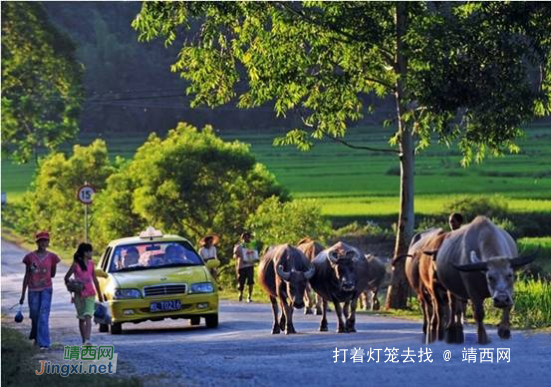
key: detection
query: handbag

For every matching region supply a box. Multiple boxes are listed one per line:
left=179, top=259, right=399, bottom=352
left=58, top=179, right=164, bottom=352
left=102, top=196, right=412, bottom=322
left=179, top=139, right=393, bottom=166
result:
left=14, top=304, right=23, bottom=323
left=66, top=279, right=84, bottom=294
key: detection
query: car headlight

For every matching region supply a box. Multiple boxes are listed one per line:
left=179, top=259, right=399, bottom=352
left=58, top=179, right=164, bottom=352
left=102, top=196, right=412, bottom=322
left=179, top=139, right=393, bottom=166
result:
left=189, top=282, right=214, bottom=294
left=113, top=288, right=142, bottom=299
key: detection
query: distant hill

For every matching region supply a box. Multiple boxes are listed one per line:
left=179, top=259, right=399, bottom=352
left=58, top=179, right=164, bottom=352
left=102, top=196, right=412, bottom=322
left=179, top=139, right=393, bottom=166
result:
left=43, top=2, right=395, bottom=136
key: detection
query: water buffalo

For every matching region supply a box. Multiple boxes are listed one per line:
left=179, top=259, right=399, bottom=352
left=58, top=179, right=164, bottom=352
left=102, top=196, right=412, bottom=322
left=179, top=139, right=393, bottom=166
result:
left=436, top=216, right=537, bottom=344
left=358, top=255, right=390, bottom=311
left=258, top=244, right=315, bottom=334
left=418, top=231, right=449, bottom=343
left=309, top=241, right=371, bottom=333
left=397, top=228, right=443, bottom=341
left=296, top=238, right=325, bottom=315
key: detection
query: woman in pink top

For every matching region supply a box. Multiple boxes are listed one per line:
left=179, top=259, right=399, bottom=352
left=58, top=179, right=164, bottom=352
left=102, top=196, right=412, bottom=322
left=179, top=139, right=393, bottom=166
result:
left=64, top=243, right=103, bottom=345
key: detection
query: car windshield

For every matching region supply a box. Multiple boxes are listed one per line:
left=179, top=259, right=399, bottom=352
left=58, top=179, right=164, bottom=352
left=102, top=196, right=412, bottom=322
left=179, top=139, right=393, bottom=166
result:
left=109, top=241, right=202, bottom=273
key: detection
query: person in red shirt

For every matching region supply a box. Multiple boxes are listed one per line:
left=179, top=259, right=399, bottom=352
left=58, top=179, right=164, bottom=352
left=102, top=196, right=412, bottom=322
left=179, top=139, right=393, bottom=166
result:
left=20, top=231, right=61, bottom=350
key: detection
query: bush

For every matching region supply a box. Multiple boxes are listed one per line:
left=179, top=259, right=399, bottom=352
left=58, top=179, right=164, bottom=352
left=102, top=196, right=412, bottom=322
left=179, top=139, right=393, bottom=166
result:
left=12, top=140, right=114, bottom=248
left=443, top=195, right=509, bottom=222
left=94, top=123, right=287, bottom=259
left=333, top=220, right=392, bottom=239
left=246, top=196, right=331, bottom=248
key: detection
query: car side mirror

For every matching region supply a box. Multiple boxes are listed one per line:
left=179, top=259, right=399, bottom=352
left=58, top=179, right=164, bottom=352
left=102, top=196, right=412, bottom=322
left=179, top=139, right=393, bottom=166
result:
left=95, top=268, right=108, bottom=278
left=205, top=259, right=220, bottom=270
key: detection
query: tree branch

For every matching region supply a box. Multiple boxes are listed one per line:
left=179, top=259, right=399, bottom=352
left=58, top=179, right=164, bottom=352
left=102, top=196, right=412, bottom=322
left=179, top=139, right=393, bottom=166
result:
left=327, top=135, right=400, bottom=154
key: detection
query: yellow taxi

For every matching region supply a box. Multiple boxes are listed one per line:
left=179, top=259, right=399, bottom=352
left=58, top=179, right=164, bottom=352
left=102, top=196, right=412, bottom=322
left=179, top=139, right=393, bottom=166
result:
left=95, top=227, right=220, bottom=334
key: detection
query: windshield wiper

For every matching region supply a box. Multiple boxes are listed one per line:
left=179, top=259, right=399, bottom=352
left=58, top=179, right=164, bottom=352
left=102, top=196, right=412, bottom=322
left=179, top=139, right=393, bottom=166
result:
left=114, top=266, right=150, bottom=273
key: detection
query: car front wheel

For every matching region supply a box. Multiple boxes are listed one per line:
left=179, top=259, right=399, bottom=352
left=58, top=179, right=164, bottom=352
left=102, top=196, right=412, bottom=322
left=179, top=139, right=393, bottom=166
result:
left=99, top=324, right=109, bottom=333
left=110, top=323, right=122, bottom=335
left=205, top=314, right=218, bottom=328
left=190, top=317, right=201, bottom=326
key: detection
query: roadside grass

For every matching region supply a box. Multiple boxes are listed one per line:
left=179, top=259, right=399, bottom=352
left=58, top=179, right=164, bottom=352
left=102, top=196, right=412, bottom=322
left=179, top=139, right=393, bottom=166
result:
left=518, top=236, right=551, bottom=273
left=1, top=325, right=141, bottom=387
left=484, top=277, right=551, bottom=329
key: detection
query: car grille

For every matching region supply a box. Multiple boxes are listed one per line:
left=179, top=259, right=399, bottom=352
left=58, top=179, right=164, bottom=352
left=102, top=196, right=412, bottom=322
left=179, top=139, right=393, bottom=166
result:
left=143, top=284, right=187, bottom=297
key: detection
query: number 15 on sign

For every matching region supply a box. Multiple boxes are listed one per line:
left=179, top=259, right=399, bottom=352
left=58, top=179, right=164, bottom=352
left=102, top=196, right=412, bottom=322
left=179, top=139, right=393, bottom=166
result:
left=77, top=184, right=95, bottom=242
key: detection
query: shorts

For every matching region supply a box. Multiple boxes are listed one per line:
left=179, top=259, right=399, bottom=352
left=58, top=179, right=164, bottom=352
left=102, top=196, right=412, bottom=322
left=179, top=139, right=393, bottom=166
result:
left=74, top=295, right=95, bottom=320
left=237, top=266, right=254, bottom=290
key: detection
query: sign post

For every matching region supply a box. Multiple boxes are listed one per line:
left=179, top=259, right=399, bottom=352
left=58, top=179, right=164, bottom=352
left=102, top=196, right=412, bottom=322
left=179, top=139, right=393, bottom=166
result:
left=77, top=183, right=95, bottom=242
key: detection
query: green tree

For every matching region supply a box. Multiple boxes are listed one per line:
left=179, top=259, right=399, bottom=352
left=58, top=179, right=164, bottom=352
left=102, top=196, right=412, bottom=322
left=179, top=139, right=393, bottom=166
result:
left=1, top=2, right=84, bottom=163
left=247, top=196, right=331, bottom=248
left=18, top=140, right=114, bottom=248
left=94, top=122, right=287, bottom=259
left=133, top=2, right=550, bottom=308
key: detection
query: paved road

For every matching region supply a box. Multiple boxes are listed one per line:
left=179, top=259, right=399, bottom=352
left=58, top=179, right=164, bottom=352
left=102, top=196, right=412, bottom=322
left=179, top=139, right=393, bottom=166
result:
left=2, top=239, right=550, bottom=386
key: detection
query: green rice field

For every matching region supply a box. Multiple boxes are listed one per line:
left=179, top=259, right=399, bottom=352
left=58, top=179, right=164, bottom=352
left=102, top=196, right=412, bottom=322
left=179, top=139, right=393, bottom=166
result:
left=2, top=124, right=551, bottom=220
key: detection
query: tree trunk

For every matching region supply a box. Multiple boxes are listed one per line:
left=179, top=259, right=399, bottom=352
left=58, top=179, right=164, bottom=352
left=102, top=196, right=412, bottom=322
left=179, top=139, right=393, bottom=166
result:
left=385, top=2, right=414, bottom=310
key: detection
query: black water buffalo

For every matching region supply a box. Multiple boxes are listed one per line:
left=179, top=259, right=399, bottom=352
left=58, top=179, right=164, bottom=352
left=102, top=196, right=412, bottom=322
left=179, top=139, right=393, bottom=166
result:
left=359, top=254, right=390, bottom=311
left=436, top=216, right=537, bottom=344
left=309, top=241, right=371, bottom=333
left=258, top=244, right=315, bottom=334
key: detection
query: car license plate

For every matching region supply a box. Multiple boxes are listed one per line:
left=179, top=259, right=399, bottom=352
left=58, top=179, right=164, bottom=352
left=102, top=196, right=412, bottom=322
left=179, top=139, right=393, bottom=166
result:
left=150, top=300, right=181, bottom=312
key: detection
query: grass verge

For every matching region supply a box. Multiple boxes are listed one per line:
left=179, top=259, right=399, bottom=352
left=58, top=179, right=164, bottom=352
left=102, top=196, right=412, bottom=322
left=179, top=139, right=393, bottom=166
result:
left=1, top=325, right=141, bottom=386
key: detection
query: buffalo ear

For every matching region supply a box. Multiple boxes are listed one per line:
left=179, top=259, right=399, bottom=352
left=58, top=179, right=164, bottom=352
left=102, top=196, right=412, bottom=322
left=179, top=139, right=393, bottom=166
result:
left=453, top=262, right=489, bottom=272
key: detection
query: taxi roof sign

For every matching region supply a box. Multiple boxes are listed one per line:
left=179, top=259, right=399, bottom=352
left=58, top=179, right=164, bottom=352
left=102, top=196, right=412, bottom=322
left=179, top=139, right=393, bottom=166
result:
left=139, top=226, right=164, bottom=239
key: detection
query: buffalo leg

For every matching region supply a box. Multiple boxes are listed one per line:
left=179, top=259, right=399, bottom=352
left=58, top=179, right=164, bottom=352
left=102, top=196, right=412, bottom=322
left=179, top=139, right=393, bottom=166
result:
left=304, top=283, right=314, bottom=315
left=371, top=288, right=380, bottom=311
left=473, top=300, right=489, bottom=344
left=343, top=301, right=350, bottom=320
left=319, top=298, right=328, bottom=331
left=497, top=306, right=512, bottom=339
left=421, top=290, right=433, bottom=344
left=345, top=297, right=358, bottom=333
left=283, top=302, right=296, bottom=334
left=270, top=296, right=280, bottom=334
left=278, top=300, right=286, bottom=331
left=428, top=293, right=439, bottom=343
left=332, top=299, right=346, bottom=333
left=445, top=291, right=456, bottom=344
left=315, top=294, right=323, bottom=315
left=435, top=286, right=449, bottom=341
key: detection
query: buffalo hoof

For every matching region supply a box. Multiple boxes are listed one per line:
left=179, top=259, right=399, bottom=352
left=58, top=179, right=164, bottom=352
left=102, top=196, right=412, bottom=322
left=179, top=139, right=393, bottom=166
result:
left=285, top=329, right=297, bottom=335
left=445, top=327, right=454, bottom=344
left=337, top=326, right=345, bottom=333
left=272, top=328, right=280, bottom=334
left=304, top=308, right=313, bottom=315
left=498, top=327, right=511, bottom=339
left=438, top=329, right=445, bottom=341
left=346, top=327, right=357, bottom=333
left=319, top=325, right=328, bottom=332
left=477, top=333, right=490, bottom=345
left=315, top=308, right=322, bottom=315
left=454, top=326, right=465, bottom=344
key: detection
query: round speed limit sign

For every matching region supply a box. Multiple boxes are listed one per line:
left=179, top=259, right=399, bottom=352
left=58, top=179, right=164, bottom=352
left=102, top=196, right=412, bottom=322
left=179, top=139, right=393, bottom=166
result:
left=77, top=184, right=96, bottom=205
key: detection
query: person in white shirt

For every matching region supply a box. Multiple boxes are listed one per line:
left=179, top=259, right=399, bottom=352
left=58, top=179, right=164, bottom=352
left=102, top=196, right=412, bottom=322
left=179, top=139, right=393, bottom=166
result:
left=198, top=235, right=221, bottom=288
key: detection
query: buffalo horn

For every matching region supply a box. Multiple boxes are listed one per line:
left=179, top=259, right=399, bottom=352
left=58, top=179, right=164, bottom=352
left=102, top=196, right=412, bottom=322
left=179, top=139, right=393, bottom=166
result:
left=276, top=264, right=291, bottom=281
left=304, top=266, right=315, bottom=280
left=510, top=247, right=540, bottom=269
